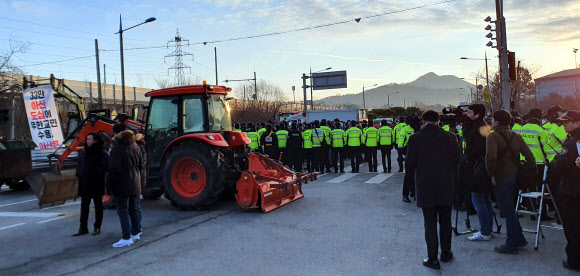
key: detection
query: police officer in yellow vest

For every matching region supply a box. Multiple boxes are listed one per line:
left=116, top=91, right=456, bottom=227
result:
left=520, top=108, right=553, bottom=220
left=394, top=116, right=407, bottom=151
left=246, top=125, right=260, bottom=152
left=346, top=120, right=363, bottom=173
left=331, top=121, right=347, bottom=173
left=320, top=119, right=333, bottom=173
left=378, top=119, right=394, bottom=173
left=397, top=116, right=413, bottom=172
left=363, top=122, right=379, bottom=172
left=543, top=105, right=567, bottom=163
left=302, top=123, right=314, bottom=172
left=276, top=123, right=289, bottom=164
left=257, top=123, right=267, bottom=138
left=311, top=120, right=330, bottom=173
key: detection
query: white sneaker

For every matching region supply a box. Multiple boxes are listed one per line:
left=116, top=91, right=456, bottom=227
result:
left=131, top=232, right=142, bottom=242
left=468, top=232, right=491, bottom=241
left=112, top=238, right=134, bottom=248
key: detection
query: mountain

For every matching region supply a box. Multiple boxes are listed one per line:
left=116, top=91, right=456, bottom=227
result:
left=315, top=72, right=474, bottom=109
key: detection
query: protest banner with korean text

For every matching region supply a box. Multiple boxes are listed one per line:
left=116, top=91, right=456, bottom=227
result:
left=21, top=85, right=64, bottom=150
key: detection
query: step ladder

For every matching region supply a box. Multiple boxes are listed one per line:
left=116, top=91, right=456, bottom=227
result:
left=515, top=166, right=563, bottom=250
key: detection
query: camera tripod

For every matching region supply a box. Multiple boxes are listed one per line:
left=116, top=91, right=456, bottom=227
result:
left=452, top=204, right=502, bottom=236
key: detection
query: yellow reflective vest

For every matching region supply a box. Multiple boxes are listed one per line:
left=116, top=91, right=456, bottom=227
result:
left=246, top=132, right=260, bottom=150
left=519, top=123, right=549, bottom=164
left=346, top=127, right=362, bottom=147
left=330, top=129, right=346, bottom=148
left=362, top=127, right=379, bottom=147
left=398, top=125, right=414, bottom=147
left=275, top=130, right=289, bottom=149
left=378, top=126, right=393, bottom=146
left=302, top=129, right=313, bottom=149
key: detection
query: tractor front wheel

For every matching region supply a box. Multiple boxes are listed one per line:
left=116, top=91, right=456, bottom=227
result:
left=162, top=142, right=226, bottom=210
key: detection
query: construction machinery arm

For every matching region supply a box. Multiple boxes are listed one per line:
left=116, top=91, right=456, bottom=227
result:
left=52, top=114, right=144, bottom=167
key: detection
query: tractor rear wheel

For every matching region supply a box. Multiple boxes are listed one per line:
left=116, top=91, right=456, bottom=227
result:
left=162, top=142, right=226, bottom=210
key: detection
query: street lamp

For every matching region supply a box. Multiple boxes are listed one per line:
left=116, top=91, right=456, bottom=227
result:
left=224, top=72, right=258, bottom=100
left=574, top=48, right=578, bottom=69
left=362, top=83, right=378, bottom=110
left=386, top=91, right=399, bottom=109
left=309, top=67, right=332, bottom=110
left=403, top=97, right=413, bottom=109
left=460, top=54, right=490, bottom=103
left=116, top=15, right=156, bottom=113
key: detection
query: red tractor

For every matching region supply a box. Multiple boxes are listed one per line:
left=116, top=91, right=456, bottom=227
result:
left=28, top=84, right=318, bottom=212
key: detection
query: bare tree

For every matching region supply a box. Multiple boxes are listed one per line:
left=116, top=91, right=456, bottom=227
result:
left=0, top=35, right=29, bottom=95
left=231, top=80, right=288, bottom=123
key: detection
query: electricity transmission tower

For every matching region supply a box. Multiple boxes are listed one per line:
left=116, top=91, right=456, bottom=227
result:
left=165, top=29, right=193, bottom=86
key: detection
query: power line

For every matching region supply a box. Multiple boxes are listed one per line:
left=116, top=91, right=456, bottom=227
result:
left=0, top=15, right=165, bottom=45
left=101, top=0, right=455, bottom=51
left=18, top=55, right=95, bottom=67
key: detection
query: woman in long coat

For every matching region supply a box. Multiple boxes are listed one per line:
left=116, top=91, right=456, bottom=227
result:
left=73, top=132, right=109, bottom=236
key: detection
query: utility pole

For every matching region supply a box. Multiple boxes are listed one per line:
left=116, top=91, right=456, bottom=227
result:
left=103, top=64, right=107, bottom=104
left=118, top=15, right=127, bottom=113
left=214, top=47, right=218, bottom=85
left=253, top=72, right=257, bottom=100
left=362, top=84, right=366, bottom=110
left=496, top=0, right=510, bottom=110
left=302, top=73, right=308, bottom=115
left=292, top=85, right=296, bottom=104
left=95, top=39, right=103, bottom=109
left=309, top=67, right=313, bottom=110
left=485, top=52, right=490, bottom=104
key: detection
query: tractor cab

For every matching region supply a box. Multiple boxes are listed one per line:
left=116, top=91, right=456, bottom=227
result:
left=144, top=83, right=237, bottom=192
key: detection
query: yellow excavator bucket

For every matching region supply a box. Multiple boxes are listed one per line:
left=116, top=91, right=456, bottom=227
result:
left=26, top=169, right=78, bottom=207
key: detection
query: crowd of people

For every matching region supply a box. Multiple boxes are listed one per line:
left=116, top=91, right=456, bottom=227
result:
left=70, top=104, right=580, bottom=270
left=405, top=104, right=580, bottom=272
left=234, top=118, right=400, bottom=174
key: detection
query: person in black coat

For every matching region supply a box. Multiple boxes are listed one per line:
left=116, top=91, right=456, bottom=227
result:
left=73, top=132, right=109, bottom=236
left=260, top=124, right=279, bottom=160
left=549, top=111, right=580, bottom=271
left=108, top=129, right=143, bottom=248
left=287, top=123, right=304, bottom=172
left=406, top=110, right=461, bottom=270
left=462, top=104, right=494, bottom=241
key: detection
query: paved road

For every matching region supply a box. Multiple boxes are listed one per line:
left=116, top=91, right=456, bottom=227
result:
left=0, top=156, right=573, bottom=275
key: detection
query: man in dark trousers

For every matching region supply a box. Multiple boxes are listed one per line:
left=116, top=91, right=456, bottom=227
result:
left=406, top=110, right=461, bottom=270
left=550, top=110, right=580, bottom=271
left=260, top=124, right=279, bottom=159
left=286, top=123, right=303, bottom=172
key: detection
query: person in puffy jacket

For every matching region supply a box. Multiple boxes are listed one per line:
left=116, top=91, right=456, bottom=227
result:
left=107, top=129, right=143, bottom=248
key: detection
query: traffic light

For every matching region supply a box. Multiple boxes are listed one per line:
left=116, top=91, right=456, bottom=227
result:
left=484, top=16, right=498, bottom=49
left=508, top=51, right=516, bottom=81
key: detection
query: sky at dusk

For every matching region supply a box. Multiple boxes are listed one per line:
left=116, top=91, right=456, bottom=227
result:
left=0, top=0, right=578, bottom=106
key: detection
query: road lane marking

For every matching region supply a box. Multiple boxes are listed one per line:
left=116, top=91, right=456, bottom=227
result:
left=364, top=173, right=394, bottom=184
left=37, top=217, right=65, bottom=224
left=326, top=173, right=359, bottom=183
left=42, top=200, right=81, bottom=210
left=0, top=199, right=37, bottom=208
left=0, top=223, right=26, bottom=230
left=0, top=212, right=62, bottom=218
